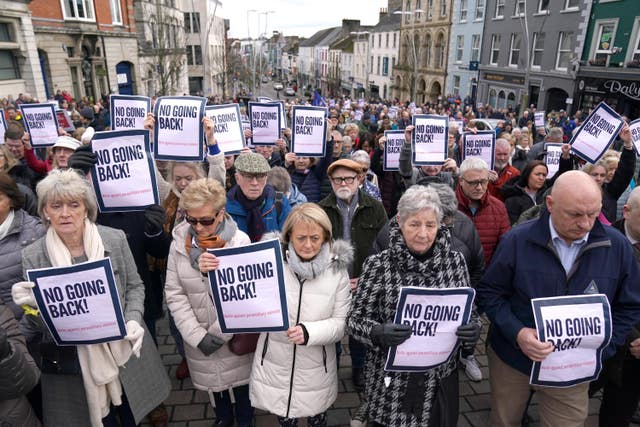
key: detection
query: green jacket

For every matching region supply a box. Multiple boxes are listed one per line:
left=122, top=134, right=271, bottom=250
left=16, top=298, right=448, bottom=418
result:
left=318, top=189, right=388, bottom=278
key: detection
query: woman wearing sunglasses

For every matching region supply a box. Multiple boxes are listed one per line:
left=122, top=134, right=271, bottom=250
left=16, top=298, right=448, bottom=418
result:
left=165, top=178, right=254, bottom=427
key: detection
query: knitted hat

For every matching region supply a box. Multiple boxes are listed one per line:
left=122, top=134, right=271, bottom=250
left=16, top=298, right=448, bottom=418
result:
left=234, top=152, right=271, bottom=174
left=80, top=106, right=94, bottom=120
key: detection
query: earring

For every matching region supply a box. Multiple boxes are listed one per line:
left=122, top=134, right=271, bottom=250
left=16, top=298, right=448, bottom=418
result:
left=46, top=216, right=50, bottom=220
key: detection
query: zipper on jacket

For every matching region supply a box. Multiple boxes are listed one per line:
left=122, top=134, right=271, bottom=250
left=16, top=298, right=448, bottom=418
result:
left=285, top=277, right=305, bottom=418
left=260, top=333, right=270, bottom=366
left=322, top=345, right=327, bottom=373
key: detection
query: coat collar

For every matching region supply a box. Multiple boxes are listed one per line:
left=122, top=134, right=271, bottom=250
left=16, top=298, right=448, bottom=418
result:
left=527, top=210, right=610, bottom=248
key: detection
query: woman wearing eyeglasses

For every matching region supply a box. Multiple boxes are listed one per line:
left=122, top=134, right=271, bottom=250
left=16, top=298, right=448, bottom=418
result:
left=165, top=178, right=254, bottom=427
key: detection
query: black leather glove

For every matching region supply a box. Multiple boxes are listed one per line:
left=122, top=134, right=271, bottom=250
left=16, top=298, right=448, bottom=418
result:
left=0, top=327, right=10, bottom=359
left=197, top=333, right=225, bottom=356
left=68, top=144, right=97, bottom=175
left=370, top=323, right=412, bottom=348
left=456, top=323, right=481, bottom=352
left=144, top=205, right=166, bottom=235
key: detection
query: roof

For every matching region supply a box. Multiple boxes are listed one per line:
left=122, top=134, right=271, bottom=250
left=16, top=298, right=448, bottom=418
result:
left=299, top=27, right=336, bottom=47
left=330, top=36, right=354, bottom=52
left=371, top=11, right=402, bottom=33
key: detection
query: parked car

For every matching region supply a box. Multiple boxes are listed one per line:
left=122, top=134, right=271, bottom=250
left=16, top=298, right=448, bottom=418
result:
left=469, top=118, right=501, bottom=130
left=284, top=87, right=295, bottom=96
left=261, top=76, right=269, bottom=83
left=273, top=82, right=284, bottom=91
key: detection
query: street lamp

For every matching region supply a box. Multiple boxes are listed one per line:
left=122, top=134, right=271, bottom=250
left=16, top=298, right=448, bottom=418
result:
left=246, top=9, right=258, bottom=93
left=350, top=31, right=370, bottom=99
left=394, top=9, right=423, bottom=102
left=258, top=10, right=275, bottom=95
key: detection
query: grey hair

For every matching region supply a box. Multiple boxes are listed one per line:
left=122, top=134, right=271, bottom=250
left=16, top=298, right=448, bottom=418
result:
left=496, top=138, right=511, bottom=150
left=397, top=185, right=443, bottom=225
left=343, top=135, right=352, bottom=145
left=36, top=169, right=98, bottom=226
left=426, top=183, right=457, bottom=219
left=350, top=150, right=371, bottom=168
left=460, top=157, right=489, bottom=175
left=267, top=166, right=292, bottom=193
left=546, top=127, right=564, bottom=141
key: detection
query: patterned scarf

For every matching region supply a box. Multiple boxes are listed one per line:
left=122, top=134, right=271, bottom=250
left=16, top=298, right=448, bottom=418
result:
left=228, top=185, right=275, bottom=242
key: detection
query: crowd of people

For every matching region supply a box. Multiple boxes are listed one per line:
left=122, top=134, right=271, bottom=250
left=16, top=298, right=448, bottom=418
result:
left=1, top=89, right=640, bottom=427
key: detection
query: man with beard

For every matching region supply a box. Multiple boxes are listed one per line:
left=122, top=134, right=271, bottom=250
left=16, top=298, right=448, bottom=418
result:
left=318, top=159, right=387, bottom=391
left=488, top=138, right=520, bottom=201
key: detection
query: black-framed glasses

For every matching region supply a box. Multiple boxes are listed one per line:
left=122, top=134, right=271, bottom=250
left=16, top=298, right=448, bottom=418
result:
left=239, top=172, right=268, bottom=182
left=185, top=214, right=218, bottom=226
left=461, top=178, right=489, bottom=187
left=330, top=175, right=358, bottom=185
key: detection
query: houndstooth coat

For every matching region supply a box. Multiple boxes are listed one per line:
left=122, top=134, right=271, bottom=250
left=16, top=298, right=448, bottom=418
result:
left=347, top=218, right=476, bottom=427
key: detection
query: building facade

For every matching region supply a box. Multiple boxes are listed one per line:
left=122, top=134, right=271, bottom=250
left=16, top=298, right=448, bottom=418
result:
left=393, top=0, right=453, bottom=103
left=477, top=0, right=588, bottom=113
left=368, top=7, right=401, bottom=101
left=574, top=0, right=640, bottom=118
left=445, top=0, right=485, bottom=100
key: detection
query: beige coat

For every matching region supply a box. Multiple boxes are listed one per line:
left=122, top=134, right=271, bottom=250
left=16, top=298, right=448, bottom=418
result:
left=165, top=221, right=253, bottom=392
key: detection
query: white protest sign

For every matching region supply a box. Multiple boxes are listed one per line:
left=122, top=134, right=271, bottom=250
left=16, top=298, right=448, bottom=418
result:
left=291, top=105, right=327, bottom=157
left=384, top=130, right=405, bottom=171
left=358, top=99, right=365, bottom=108
left=535, top=111, right=546, bottom=128
left=343, top=99, right=351, bottom=110
left=385, top=287, right=475, bottom=371
left=354, top=110, right=363, bottom=122
left=0, top=109, right=6, bottom=143
left=569, top=102, right=624, bottom=164
left=411, top=114, right=448, bottom=166
left=531, top=294, right=612, bottom=387
left=110, top=95, right=151, bottom=131
left=544, top=143, right=563, bottom=179
left=257, top=96, right=272, bottom=103
left=248, top=102, right=280, bottom=145
left=208, top=239, right=289, bottom=333
left=205, top=104, right=245, bottom=154
left=462, top=131, right=496, bottom=170
left=27, top=258, right=126, bottom=346
left=630, top=119, right=640, bottom=155
left=388, top=106, right=398, bottom=120
left=153, top=96, right=206, bottom=161
left=20, top=103, right=59, bottom=147
left=90, top=130, right=159, bottom=212
left=55, top=109, right=75, bottom=133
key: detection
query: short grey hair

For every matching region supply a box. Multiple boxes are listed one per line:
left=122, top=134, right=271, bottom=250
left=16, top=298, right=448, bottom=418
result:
left=397, top=185, right=443, bottom=225
left=267, top=166, right=291, bottom=193
left=350, top=150, right=371, bottom=168
left=36, top=169, right=98, bottom=226
left=496, top=138, right=511, bottom=150
left=460, top=157, right=489, bottom=175
left=427, top=183, right=457, bottom=219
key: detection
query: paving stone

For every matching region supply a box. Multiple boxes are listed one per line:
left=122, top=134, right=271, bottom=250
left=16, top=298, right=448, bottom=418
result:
left=459, top=381, right=474, bottom=396
left=172, top=405, right=205, bottom=421
left=459, top=397, right=472, bottom=413
left=462, top=410, right=490, bottom=427
left=457, top=415, right=472, bottom=427
left=255, top=414, right=279, bottom=427
left=327, top=408, right=352, bottom=426
left=469, top=379, right=491, bottom=394
left=187, top=421, right=214, bottom=427
left=465, top=393, right=492, bottom=410
left=332, top=392, right=361, bottom=408
left=163, top=353, right=184, bottom=365
left=165, top=390, right=194, bottom=405
left=193, top=390, right=210, bottom=404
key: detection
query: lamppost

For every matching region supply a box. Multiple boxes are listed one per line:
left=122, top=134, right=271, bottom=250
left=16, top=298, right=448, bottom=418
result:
left=394, top=9, right=423, bottom=102
left=246, top=9, right=257, bottom=94
left=258, top=10, right=275, bottom=94
left=350, top=31, right=370, bottom=99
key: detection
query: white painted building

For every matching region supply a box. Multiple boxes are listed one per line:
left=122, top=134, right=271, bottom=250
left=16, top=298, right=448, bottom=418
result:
left=368, top=7, right=401, bottom=100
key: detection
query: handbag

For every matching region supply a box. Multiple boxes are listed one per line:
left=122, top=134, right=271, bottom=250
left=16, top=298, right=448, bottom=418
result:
left=228, top=333, right=260, bottom=355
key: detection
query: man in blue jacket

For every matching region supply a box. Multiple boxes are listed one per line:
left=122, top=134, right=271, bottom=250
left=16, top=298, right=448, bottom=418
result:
left=477, top=170, right=640, bottom=427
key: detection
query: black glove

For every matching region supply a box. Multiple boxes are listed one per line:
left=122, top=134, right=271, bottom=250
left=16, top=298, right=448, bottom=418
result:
left=370, top=323, right=412, bottom=348
left=0, top=327, right=10, bottom=359
left=456, top=323, right=481, bottom=352
left=144, top=204, right=166, bottom=235
left=197, top=333, right=225, bottom=356
left=68, top=144, right=97, bottom=175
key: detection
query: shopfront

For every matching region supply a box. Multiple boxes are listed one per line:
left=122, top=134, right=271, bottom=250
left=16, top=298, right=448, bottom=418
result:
left=575, top=73, right=640, bottom=119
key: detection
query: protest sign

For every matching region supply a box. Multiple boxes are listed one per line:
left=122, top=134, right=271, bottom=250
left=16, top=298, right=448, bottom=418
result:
left=0, top=109, right=6, bottom=143
left=55, top=109, right=75, bottom=133
left=630, top=118, right=640, bottom=155
left=383, top=130, right=405, bottom=171
left=535, top=111, right=546, bottom=128
left=208, top=239, right=288, bottom=333
left=411, top=114, right=448, bottom=166
left=204, top=104, right=245, bottom=154
left=354, top=110, right=363, bottom=122
left=90, top=129, right=159, bottom=212
left=291, top=106, right=327, bottom=157
left=248, top=102, right=281, bottom=145
left=343, top=100, right=351, bottom=110
left=153, top=96, right=206, bottom=161
left=257, top=96, right=272, bottom=103
left=569, top=102, right=623, bottom=164
left=544, top=143, right=563, bottom=179
left=27, top=258, right=126, bottom=346
left=530, top=294, right=612, bottom=387
left=385, top=287, right=475, bottom=371
left=110, top=95, right=151, bottom=131
left=462, top=131, right=496, bottom=169
left=20, top=103, right=58, bottom=147
left=388, top=106, right=398, bottom=120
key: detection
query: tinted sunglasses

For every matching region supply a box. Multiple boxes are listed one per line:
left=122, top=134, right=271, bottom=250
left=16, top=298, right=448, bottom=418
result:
left=185, top=214, right=218, bottom=226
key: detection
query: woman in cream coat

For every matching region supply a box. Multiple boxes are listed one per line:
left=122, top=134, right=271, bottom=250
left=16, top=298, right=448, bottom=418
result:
left=165, top=178, right=253, bottom=427
left=250, top=203, right=352, bottom=427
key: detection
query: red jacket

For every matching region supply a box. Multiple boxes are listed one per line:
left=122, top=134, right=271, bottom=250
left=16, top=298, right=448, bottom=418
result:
left=488, top=164, right=520, bottom=201
left=456, top=184, right=510, bottom=265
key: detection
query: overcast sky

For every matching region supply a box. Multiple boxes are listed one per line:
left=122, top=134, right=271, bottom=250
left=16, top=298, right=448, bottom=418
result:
left=221, top=0, right=389, bottom=39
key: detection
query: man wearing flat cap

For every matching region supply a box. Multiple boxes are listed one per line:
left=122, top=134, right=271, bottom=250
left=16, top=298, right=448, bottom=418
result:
left=226, top=152, right=291, bottom=242
left=318, top=158, right=387, bottom=390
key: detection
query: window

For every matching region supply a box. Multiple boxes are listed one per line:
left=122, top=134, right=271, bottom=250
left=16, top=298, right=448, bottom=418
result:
left=490, top=34, right=501, bottom=65
left=370, top=55, right=373, bottom=73
left=383, top=57, right=389, bottom=75
left=110, top=0, right=122, bottom=24
left=488, top=89, right=497, bottom=107
left=538, top=0, right=550, bottom=13
left=427, top=0, right=433, bottom=19
left=460, top=0, right=467, bottom=21
left=509, top=33, right=521, bottom=67
left=441, top=0, right=447, bottom=16
left=186, top=45, right=202, bottom=65
left=424, top=34, right=432, bottom=67
left=456, top=35, right=464, bottom=62
left=592, top=21, right=617, bottom=65
left=507, top=92, right=516, bottom=109
left=416, top=0, right=422, bottom=19
left=378, top=34, right=382, bottom=48
left=498, top=90, right=506, bottom=109
left=471, top=34, right=480, bottom=62
left=150, top=19, right=158, bottom=48
left=564, top=0, right=579, bottom=10
left=393, top=33, right=397, bottom=48
left=184, top=12, right=200, bottom=33
left=556, top=32, right=574, bottom=70
left=377, top=56, right=381, bottom=75
left=61, top=0, right=95, bottom=20
left=386, top=33, right=389, bottom=48
left=0, top=50, right=19, bottom=80
left=475, top=0, right=485, bottom=20
left=632, top=21, right=640, bottom=62
left=437, top=33, right=445, bottom=68
left=392, top=57, right=396, bottom=70
left=453, top=75, right=460, bottom=95
left=531, top=32, right=545, bottom=68
left=515, top=0, right=525, bottom=15
left=494, top=0, right=505, bottom=18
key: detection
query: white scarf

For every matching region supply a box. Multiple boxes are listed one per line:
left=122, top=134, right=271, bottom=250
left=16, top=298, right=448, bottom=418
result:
left=45, top=219, right=133, bottom=427
left=0, top=209, right=15, bottom=240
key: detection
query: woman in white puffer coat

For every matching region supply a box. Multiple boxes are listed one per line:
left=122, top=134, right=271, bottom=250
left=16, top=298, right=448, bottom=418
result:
left=250, top=203, right=352, bottom=427
left=165, top=178, right=254, bottom=427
